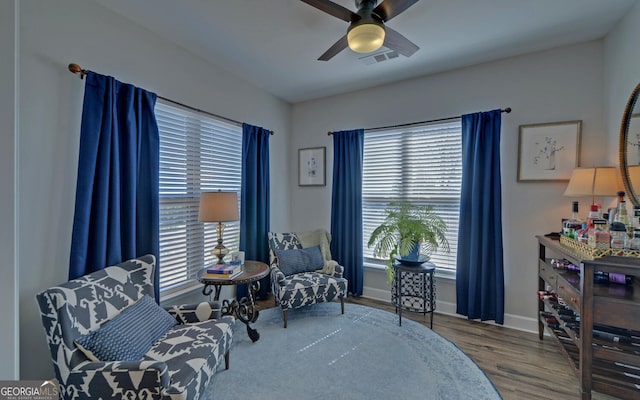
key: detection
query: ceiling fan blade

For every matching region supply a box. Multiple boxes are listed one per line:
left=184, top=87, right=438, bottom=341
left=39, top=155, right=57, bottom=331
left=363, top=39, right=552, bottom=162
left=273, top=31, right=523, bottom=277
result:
left=374, top=0, right=419, bottom=22
left=318, top=35, right=349, bottom=61
left=383, top=27, right=419, bottom=57
left=300, top=0, right=358, bottom=22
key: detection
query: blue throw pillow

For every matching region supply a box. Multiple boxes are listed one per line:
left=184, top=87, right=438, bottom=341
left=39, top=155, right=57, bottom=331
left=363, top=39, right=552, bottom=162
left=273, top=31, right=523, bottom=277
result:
left=275, top=245, right=324, bottom=276
left=74, top=295, right=177, bottom=362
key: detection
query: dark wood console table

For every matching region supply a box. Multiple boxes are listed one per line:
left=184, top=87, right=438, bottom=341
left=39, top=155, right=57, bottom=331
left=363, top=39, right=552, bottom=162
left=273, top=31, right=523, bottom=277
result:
left=537, top=235, right=640, bottom=399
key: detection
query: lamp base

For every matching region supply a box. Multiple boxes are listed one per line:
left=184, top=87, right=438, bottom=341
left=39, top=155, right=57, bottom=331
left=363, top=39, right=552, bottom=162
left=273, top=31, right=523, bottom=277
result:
left=212, top=245, right=229, bottom=264
left=212, top=222, right=230, bottom=264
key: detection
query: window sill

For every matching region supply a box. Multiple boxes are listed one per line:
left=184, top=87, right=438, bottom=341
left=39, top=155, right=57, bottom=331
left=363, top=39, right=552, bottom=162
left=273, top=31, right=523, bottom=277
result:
left=364, top=261, right=456, bottom=281
left=160, top=280, right=202, bottom=302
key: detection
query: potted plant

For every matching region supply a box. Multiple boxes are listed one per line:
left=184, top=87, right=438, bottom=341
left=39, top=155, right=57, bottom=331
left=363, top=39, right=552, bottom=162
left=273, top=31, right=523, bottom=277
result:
left=367, top=201, right=450, bottom=282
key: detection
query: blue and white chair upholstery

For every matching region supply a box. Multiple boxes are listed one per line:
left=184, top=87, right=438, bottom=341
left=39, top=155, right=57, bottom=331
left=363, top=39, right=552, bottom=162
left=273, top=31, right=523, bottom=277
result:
left=36, top=254, right=234, bottom=400
left=268, top=230, right=348, bottom=328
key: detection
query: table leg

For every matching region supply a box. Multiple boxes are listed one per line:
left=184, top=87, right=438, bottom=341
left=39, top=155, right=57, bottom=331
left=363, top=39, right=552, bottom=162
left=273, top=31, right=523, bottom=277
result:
left=221, top=281, right=261, bottom=342
left=393, top=273, right=397, bottom=314
left=397, top=270, right=403, bottom=327
left=429, top=271, right=434, bottom=329
left=202, top=283, right=222, bottom=300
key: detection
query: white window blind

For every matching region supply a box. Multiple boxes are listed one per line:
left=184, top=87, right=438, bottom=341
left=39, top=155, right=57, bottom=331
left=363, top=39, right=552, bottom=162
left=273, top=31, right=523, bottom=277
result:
left=156, top=101, right=242, bottom=296
left=362, top=120, right=462, bottom=272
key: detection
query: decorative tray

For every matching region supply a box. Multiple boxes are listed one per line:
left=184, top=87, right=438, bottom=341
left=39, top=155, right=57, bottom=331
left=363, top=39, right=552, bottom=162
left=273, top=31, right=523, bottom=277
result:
left=559, top=236, right=640, bottom=260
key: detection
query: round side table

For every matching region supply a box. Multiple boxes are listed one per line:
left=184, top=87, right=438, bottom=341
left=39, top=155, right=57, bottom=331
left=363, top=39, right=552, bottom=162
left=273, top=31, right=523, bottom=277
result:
left=197, top=260, right=269, bottom=342
left=391, top=261, right=436, bottom=328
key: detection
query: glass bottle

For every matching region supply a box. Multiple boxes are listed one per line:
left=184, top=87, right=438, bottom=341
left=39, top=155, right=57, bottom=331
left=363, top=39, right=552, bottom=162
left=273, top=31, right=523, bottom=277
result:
left=610, top=222, right=627, bottom=250
left=588, top=219, right=610, bottom=249
left=628, top=228, right=640, bottom=250
left=614, top=191, right=630, bottom=229
left=634, top=206, right=640, bottom=229
left=577, top=223, right=589, bottom=244
left=605, top=214, right=613, bottom=231
left=563, top=201, right=583, bottom=238
left=587, top=204, right=600, bottom=229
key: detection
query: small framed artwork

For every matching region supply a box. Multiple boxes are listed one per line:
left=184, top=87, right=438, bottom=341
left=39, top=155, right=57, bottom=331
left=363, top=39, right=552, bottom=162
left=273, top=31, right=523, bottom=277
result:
left=298, top=147, right=326, bottom=186
left=518, top=120, right=581, bottom=182
left=231, top=251, right=245, bottom=265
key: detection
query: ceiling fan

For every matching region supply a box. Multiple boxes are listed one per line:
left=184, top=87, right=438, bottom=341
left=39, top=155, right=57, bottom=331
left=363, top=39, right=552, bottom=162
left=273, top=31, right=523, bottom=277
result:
left=301, top=0, right=420, bottom=61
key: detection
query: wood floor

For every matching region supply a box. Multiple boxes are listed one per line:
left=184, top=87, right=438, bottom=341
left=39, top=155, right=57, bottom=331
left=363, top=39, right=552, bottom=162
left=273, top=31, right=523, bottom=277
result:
left=255, top=296, right=619, bottom=400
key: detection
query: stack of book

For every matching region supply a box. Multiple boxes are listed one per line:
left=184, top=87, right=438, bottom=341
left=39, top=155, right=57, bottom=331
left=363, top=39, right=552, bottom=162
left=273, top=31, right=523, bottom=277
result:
left=205, top=262, right=243, bottom=279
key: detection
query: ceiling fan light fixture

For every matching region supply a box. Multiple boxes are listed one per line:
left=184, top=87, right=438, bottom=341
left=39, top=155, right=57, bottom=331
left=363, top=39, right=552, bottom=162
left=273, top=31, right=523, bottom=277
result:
left=347, top=22, right=385, bottom=53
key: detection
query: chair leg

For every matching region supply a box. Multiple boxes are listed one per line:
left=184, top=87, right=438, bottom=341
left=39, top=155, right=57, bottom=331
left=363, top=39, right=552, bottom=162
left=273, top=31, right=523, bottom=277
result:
left=340, top=297, right=345, bottom=314
left=224, top=350, right=230, bottom=370
left=283, top=309, right=288, bottom=328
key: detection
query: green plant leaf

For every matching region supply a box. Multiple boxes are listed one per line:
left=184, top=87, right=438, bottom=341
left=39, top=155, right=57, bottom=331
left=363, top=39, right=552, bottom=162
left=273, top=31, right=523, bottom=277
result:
left=367, top=200, right=450, bottom=262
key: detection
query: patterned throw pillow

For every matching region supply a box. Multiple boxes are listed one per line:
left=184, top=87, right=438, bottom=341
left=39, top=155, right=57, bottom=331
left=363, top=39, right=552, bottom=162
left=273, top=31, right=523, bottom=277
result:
left=275, top=245, right=324, bottom=276
left=268, top=232, right=303, bottom=267
left=74, top=295, right=177, bottom=362
left=269, top=232, right=302, bottom=252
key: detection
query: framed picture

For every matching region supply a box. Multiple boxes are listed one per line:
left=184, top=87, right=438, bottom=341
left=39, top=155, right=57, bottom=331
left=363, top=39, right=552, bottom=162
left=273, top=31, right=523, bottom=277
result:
left=298, top=147, right=326, bottom=186
left=231, top=251, right=245, bottom=265
left=518, top=120, right=581, bottom=182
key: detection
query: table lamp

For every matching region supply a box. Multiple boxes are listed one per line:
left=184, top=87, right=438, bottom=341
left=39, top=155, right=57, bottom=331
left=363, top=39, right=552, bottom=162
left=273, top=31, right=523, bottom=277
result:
left=563, top=167, right=622, bottom=205
left=198, top=191, right=239, bottom=264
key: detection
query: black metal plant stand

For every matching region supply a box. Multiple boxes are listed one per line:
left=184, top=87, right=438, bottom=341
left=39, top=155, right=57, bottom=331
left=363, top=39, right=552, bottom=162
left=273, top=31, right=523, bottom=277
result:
left=391, top=261, right=436, bottom=328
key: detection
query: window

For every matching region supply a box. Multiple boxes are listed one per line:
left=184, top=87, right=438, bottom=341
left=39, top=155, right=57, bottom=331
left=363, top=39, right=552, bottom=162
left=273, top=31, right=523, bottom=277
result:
left=362, top=120, right=462, bottom=273
left=156, top=101, right=242, bottom=297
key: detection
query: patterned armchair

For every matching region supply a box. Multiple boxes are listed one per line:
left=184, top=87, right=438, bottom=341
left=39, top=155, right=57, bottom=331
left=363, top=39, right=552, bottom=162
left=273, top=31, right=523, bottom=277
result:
left=36, top=254, right=234, bottom=400
left=268, top=230, right=348, bottom=328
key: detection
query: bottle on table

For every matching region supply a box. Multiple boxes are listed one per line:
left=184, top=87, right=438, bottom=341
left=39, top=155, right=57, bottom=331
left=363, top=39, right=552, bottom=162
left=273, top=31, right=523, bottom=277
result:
left=610, top=222, right=627, bottom=250
left=633, top=206, right=640, bottom=229
left=563, top=201, right=583, bottom=239
left=614, top=191, right=630, bottom=230
left=577, top=223, right=589, bottom=244
left=588, top=219, right=610, bottom=249
left=627, top=228, right=640, bottom=250
left=587, top=204, right=600, bottom=229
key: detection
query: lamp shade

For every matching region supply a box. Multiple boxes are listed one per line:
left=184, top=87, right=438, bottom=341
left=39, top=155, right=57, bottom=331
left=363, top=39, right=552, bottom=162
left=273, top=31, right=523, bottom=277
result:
left=347, top=23, right=385, bottom=53
left=563, top=167, right=622, bottom=198
left=198, top=191, right=239, bottom=222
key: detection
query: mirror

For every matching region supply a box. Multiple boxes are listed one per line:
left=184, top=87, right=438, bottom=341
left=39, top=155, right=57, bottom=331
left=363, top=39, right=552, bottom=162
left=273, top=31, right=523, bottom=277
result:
left=619, top=82, right=640, bottom=206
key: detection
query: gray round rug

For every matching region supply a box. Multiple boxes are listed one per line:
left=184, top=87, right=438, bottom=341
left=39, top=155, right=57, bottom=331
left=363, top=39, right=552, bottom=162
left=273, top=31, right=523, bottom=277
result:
left=204, top=302, right=501, bottom=400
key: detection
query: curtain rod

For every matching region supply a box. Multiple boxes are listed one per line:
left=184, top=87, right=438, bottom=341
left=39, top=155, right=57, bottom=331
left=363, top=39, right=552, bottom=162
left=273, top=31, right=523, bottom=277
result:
left=327, top=107, right=512, bottom=136
left=68, top=63, right=274, bottom=135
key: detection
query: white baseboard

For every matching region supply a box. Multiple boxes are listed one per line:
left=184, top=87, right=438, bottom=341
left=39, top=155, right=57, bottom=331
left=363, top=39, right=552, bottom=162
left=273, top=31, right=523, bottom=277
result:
left=362, top=286, right=390, bottom=302
left=362, top=285, right=538, bottom=334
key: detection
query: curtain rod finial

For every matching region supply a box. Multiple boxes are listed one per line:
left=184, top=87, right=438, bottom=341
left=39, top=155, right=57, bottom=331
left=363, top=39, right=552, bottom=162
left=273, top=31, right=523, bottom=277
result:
left=68, top=63, right=87, bottom=79
left=503, top=107, right=512, bottom=114
left=68, top=63, right=82, bottom=74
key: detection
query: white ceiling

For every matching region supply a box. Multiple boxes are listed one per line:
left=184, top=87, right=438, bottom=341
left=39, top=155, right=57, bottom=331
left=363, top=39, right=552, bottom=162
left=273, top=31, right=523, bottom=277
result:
left=96, top=0, right=637, bottom=103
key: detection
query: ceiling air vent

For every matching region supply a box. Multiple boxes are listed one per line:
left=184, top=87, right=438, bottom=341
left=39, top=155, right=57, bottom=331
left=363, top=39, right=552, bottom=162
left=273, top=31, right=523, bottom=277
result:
left=359, top=50, right=400, bottom=65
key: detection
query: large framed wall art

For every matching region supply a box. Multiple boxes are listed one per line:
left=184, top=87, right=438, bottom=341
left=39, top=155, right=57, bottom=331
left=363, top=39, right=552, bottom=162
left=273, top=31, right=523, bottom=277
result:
left=518, top=120, right=581, bottom=182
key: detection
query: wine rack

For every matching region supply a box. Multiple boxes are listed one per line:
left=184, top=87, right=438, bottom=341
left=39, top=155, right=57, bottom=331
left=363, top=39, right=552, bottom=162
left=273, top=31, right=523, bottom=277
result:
left=537, top=235, right=640, bottom=400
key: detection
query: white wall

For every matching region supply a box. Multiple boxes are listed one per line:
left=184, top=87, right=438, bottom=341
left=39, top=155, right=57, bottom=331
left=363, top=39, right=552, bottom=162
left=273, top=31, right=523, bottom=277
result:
left=604, top=1, right=640, bottom=165
left=0, top=0, right=20, bottom=380
left=18, top=0, right=291, bottom=379
left=291, top=41, right=607, bottom=331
